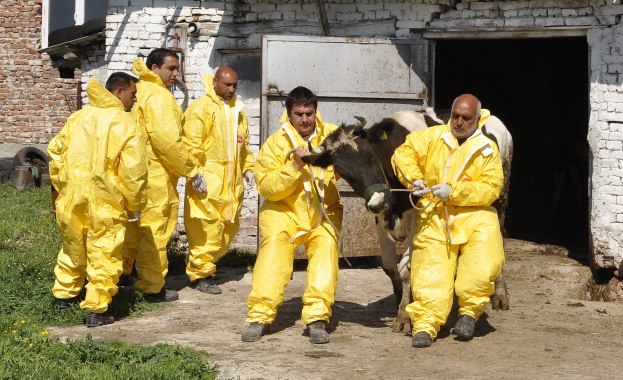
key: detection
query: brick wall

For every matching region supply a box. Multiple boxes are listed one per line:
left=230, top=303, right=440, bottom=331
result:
left=0, top=0, right=81, bottom=144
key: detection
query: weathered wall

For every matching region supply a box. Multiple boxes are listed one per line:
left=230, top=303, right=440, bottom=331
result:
left=5, top=0, right=623, bottom=265
left=0, top=0, right=81, bottom=144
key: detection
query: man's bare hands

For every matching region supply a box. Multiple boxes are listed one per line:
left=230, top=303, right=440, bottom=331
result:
left=291, top=146, right=310, bottom=171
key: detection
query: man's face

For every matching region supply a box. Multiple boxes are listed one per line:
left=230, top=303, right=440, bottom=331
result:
left=118, top=81, right=138, bottom=112
left=450, top=99, right=479, bottom=140
left=213, top=72, right=238, bottom=101
left=288, top=103, right=316, bottom=139
left=151, top=56, right=179, bottom=88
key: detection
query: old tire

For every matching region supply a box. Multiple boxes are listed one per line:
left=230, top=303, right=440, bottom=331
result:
left=81, top=16, right=106, bottom=36
left=48, top=25, right=83, bottom=46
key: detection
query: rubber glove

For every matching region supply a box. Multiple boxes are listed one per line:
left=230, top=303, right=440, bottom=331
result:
left=128, top=211, right=141, bottom=223
left=432, top=183, right=451, bottom=200
left=411, top=179, right=428, bottom=197
left=244, top=171, right=255, bottom=190
left=192, top=173, right=207, bottom=193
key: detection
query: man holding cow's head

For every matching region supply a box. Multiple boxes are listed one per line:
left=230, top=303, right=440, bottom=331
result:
left=391, top=94, right=505, bottom=348
left=241, top=86, right=343, bottom=344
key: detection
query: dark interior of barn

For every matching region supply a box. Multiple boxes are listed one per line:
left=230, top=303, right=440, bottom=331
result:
left=434, top=37, right=590, bottom=262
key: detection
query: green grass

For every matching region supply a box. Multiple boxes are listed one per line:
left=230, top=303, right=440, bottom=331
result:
left=0, top=183, right=218, bottom=379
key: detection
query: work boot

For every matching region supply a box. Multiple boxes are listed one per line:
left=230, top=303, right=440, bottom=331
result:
left=241, top=322, right=269, bottom=342
left=143, top=288, right=179, bottom=303
left=411, top=331, right=432, bottom=348
left=453, top=314, right=476, bottom=340
left=195, top=277, right=222, bottom=294
left=118, top=274, right=135, bottom=288
left=85, top=312, right=114, bottom=328
left=308, top=321, right=330, bottom=344
left=54, top=296, right=79, bottom=310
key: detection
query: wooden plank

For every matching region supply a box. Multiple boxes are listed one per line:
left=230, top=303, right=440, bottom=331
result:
left=199, top=19, right=396, bottom=38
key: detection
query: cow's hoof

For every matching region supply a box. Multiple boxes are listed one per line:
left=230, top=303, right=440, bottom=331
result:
left=411, top=331, right=432, bottom=348
left=491, top=295, right=510, bottom=311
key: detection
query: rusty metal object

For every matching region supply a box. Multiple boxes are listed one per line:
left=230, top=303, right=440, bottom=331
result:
left=13, top=165, right=34, bottom=190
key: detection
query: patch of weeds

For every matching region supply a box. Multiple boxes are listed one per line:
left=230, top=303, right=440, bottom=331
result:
left=216, top=246, right=257, bottom=268
left=0, top=317, right=217, bottom=379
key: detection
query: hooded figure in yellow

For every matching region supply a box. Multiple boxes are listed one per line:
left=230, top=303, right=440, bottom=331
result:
left=241, top=86, right=343, bottom=345
left=182, top=67, right=255, bottom=294
left=50, top=73, right=147, bottom=327
left=391, top=94, right=505, bottom=348
left=122, top=49, right=206, bottom=303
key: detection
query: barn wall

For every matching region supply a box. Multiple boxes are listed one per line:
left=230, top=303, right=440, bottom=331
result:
left=8, top=0, right=623, bottom=266
left=0, top=0, right=81, bottom=144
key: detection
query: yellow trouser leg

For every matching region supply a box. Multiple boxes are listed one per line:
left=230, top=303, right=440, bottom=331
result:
left=81, top=222, right=125, bottom=313
left=406, top=239, right=458, bottom=340
left=185, top=216, right=239, bottom=282
left=123, top=201, right=177, bottom=294
left=455, top=219, right=505, bottom=320
left=246, top=232, right=295, bottom=325
left=301, top=224, right=339, bottom=325
left=52, top=204, right=88, bottom=299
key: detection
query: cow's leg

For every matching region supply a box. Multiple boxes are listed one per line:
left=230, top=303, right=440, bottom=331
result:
left=393, top=210, right=414, bottom=334
left=491, top=272, right=510, bottom=311
left=376, top=221, right=402, bottom=305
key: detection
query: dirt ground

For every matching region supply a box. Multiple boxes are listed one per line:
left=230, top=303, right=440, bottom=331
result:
left=51, top=238, right=623, bottom=380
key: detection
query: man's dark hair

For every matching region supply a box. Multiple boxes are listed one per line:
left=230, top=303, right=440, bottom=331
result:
left=145, top=48, right=179, bottom=69
left=105, top=72, right=138, bottom=92
left=286, top=86, right=317, bottom=114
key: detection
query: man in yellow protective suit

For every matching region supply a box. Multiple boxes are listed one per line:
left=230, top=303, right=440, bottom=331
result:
left=391, top=94, right=505, bottom=348
left=182, top=67, right=255, bottom=294
left=241, top=86, right=343, bottom=344
left=50, top=73, right=147, bottom=327
left=123, top=48, right=207, bottom=303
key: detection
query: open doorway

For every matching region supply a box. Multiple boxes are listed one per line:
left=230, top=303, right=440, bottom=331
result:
left=434, top=37, right=590, bottom=261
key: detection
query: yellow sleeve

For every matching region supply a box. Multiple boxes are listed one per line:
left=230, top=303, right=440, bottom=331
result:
left=240, top=112, right=255, bottom=174
left=391, top=130, right=426, bottom=188
left=47, top=117, right=73, bottom=192
left=254, top=134, right=304, bottom=202
left=182, top=101, right=211, bottom=167
left=143, top=92, right=198, bottom=179
left=117, top=119, right=148, bottom=211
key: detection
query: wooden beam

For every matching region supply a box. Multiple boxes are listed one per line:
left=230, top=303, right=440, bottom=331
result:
left=197, top=19, right=396, bottom=38
left=315, top=0, right=331, bottom=37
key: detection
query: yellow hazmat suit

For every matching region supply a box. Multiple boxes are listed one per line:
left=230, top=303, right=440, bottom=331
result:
left=50, top=78, right=147, bottom=313
left=182, top=74, right=255, bottom=282
left=391, top=109, right=505, bottom=340
left=122, top=58, right=199, bottom=294
left=246, top=112, right=343, bottom=325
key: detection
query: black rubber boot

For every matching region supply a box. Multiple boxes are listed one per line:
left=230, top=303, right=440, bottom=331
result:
left=85, top=312, right=114, bottom=328
left=118, top=274, right=135, bottom=288
left=411, top=331, right=432, bottom=348
left=195, top=277, right=222, bottom=294
left=143, top=288, right=179, bottom=303
left=54, top=296, right=79, bottom=310
left=453, top=315, right=476, bottom=340
left=241, top=322, right=269, bottom=342
left=308, top=321, right=330, bottom=344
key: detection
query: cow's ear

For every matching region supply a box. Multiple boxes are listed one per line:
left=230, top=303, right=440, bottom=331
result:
left=301, top=152, right=333, bottom=168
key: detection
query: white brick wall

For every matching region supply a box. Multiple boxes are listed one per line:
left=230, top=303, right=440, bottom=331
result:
left=67, top=0, right=623, bottom=266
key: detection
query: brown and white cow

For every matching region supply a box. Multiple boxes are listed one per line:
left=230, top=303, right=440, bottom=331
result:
left=302, top=109, right=512, bottom=334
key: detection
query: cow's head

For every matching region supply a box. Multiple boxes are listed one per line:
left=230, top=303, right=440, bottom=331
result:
left=302, top=117, right=395, bottom=214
